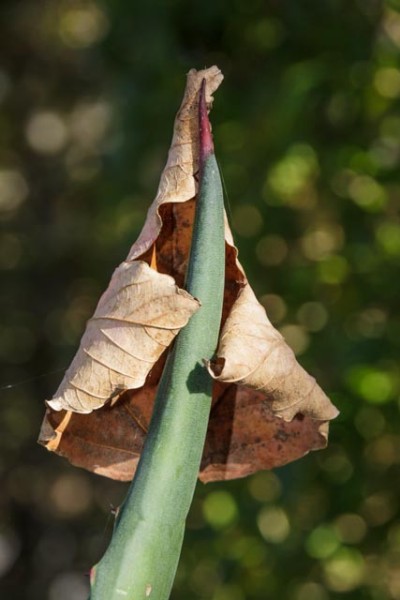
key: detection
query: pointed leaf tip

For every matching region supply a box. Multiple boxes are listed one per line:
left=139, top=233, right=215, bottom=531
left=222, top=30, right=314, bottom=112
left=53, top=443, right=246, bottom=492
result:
left=199, top=78, right=214, bottom=166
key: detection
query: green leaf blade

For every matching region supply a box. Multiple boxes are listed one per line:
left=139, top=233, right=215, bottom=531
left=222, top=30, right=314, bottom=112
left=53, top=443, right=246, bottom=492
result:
left=89, top=81, right=225, bottom=600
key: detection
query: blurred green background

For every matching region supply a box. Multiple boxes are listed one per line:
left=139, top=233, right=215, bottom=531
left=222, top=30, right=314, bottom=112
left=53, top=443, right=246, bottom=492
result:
left=1, top=0, right=400, bottom=598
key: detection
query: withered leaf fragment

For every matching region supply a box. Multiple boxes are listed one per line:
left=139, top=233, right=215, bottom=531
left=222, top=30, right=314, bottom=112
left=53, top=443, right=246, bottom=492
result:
left=48, top=262, right=199, bottom=413
left=39, top=66, right=338, bottom=483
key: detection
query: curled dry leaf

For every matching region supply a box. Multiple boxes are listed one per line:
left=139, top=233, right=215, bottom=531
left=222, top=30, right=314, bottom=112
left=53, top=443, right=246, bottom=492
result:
left=207, top=285, right=338, bottom=423
left=49, top=262, right=199, bottom=413
left=39, top=66, right=338, bottom=483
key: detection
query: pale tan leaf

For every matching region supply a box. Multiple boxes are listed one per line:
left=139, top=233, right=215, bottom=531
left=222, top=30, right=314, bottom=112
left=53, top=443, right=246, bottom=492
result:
left=45, top=66, right=223, bottom=415
left=47, top=261, right=199, bottom=413
left=208, top=284, right=339, bottom=422
left=126, top=66, right=224, bottom=262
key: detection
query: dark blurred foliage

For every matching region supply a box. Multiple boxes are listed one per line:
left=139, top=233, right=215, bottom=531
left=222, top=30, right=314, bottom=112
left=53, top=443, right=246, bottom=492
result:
left=1, top=0, right=400, bottom=598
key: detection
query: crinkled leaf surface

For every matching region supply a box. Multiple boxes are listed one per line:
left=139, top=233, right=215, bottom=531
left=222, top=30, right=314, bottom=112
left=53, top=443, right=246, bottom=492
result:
left=49, top=262, right=199, bottom=413
left=39, top=66, right=338, bottom=483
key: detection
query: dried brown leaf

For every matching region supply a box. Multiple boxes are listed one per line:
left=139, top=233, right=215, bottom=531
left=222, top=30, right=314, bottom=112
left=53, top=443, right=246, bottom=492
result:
left=40, top=373, right=330, bottom=484
left=201, top=385, right=329, bottom=483
left=39, top=66, right=338, bottom=483
left=44, top=66, right=223, bottom=415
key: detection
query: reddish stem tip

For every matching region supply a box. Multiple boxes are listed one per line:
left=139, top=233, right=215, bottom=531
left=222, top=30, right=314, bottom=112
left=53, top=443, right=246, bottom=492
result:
left=199, top=78, right=214, bottom=167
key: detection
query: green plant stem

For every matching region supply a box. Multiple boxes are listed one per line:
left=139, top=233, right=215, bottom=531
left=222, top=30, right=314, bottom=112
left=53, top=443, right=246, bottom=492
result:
left=89, top=82, right=225, bottom=600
